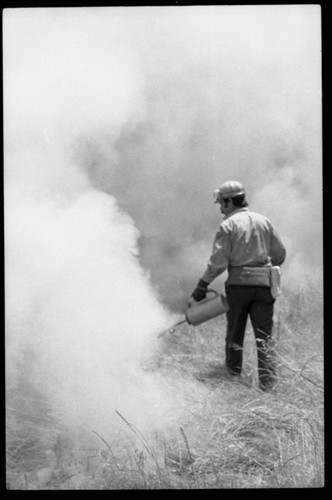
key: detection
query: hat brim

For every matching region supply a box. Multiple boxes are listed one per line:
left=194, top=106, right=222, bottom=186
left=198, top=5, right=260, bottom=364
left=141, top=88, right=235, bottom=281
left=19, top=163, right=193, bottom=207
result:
left=215, top=191, right=245, bottom=202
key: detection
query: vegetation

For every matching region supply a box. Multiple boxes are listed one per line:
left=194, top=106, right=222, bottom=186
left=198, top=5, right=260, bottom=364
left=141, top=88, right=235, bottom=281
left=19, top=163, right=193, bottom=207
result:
left=6, top=277, right=324, bottom=489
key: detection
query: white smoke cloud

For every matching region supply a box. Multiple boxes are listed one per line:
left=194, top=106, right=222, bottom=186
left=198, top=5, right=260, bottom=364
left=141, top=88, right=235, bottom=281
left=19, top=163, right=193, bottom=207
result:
left=4, top=5, right=322, bottom=435
left=80, top=4, right=321, bottom=304
left=5, top=153, right=181, bottom=427
left=4, top=7, right=183, bottom=436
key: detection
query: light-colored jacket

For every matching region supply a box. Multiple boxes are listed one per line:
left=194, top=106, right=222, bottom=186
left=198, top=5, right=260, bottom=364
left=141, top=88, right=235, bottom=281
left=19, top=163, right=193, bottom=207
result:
left=201, top=208, right=286, bottom=284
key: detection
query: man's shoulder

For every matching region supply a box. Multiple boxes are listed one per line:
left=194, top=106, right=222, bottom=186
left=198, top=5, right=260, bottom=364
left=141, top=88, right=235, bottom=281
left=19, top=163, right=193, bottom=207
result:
left=224, top=209, right=271, bottom=227
left=245, top=209, right=270, bottom=221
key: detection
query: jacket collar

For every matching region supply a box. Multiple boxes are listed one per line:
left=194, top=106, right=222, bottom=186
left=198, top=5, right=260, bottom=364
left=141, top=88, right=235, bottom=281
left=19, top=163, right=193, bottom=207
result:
left=224, top=207, right=248, bottom=220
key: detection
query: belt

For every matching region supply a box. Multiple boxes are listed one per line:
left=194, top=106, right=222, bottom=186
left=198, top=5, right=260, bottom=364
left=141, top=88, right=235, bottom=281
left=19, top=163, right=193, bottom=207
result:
left=227, top=266, right=271, bottom=286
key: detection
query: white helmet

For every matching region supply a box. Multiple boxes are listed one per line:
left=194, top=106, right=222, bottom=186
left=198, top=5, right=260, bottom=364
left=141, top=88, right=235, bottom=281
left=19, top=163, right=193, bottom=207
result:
left=213, top=180, right=246, bottom=203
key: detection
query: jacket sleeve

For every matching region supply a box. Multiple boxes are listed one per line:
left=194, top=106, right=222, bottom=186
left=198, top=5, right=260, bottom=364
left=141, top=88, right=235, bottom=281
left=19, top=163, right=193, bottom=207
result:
left=201, top=226, right=231, bottom=283
left=269, top=225, right=286, bottom=266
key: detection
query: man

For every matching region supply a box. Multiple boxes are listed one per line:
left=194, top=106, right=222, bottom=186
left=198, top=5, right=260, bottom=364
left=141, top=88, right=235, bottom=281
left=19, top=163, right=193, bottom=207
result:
left=191, top=180, right=286, bottom=391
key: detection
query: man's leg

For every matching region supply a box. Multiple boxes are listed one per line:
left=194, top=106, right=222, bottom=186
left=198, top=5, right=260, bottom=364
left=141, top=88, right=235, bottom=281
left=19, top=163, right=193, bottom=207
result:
left=249, top=287, right=276, bottom=390
left=225, top=286, right=252, bottom=375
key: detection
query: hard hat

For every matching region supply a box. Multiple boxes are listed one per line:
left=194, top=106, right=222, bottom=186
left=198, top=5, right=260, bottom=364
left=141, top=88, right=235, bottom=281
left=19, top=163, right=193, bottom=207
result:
left=213, top=180, right=246, bottom=203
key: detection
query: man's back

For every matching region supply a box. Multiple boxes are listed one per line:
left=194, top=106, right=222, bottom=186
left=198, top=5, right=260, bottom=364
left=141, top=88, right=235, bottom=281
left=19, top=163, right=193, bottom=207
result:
left=221, top=208, right=286, bottom=267
left=202, top=207, right=286, bottom=283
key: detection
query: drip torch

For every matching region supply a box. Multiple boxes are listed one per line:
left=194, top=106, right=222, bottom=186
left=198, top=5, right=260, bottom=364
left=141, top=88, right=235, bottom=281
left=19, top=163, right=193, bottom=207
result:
left=159, top=289, right=229, bottom=337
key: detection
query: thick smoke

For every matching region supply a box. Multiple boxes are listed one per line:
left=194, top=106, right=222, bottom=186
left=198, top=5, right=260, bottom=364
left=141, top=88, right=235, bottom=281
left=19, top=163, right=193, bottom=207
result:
left=71, top=5, right=322, bottom=306
left=4, top=7, right=183, bottom=436
left=4, top=6, right=322, bottom=435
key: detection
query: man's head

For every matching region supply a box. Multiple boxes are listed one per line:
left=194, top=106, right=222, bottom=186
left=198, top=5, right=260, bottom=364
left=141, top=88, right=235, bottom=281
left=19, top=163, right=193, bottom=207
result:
left=213, top=180, right=248, bottom=215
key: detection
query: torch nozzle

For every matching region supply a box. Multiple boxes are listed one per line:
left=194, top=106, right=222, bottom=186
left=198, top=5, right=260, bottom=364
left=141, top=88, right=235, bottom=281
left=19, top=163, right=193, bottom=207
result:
left=157, top=318, right=187, bottom=338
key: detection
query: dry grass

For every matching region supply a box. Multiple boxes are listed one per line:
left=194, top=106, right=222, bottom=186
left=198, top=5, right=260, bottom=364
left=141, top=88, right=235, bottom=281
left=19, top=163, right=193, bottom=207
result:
left=6, top=277, right=324, bottom=489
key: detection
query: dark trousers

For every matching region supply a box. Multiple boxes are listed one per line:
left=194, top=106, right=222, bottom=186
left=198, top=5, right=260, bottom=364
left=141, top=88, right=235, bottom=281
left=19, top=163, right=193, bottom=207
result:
left=225, top=285, right=276, bottom=390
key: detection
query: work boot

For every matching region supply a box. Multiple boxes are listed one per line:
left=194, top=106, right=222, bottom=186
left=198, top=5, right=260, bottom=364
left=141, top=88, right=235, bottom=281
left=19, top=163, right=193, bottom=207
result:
left=225, top=367, right=252, bottom=387
left=225, top=367, right=241, bottom=379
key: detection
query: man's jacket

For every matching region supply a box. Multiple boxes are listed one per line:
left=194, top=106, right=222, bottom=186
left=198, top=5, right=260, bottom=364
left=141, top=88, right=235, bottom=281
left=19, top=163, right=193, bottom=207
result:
left=201, top=208, right=286, bottom=285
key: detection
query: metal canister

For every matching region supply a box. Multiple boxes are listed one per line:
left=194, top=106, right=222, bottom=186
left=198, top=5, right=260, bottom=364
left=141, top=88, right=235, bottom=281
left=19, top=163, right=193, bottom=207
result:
left=185, top=290, right=229, bottom=326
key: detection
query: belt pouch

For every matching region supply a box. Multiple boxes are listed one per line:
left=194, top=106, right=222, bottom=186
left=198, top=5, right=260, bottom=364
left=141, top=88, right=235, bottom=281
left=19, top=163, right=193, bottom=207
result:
left=270, top=266, right=281, bottom=298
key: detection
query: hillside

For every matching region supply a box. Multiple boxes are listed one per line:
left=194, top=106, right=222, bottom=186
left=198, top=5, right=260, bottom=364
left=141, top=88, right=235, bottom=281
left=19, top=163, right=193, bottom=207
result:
left=6, top=278, right=324, bottom=489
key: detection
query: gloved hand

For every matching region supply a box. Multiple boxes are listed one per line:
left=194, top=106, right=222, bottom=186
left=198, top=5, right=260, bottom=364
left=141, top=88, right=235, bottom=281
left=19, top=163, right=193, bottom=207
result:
left=191, top=279, right=209, bottom=302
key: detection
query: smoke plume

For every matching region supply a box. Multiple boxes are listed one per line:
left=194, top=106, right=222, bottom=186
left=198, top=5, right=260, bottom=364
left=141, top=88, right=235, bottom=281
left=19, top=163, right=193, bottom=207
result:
left=4, top=6, right=322, bottom=435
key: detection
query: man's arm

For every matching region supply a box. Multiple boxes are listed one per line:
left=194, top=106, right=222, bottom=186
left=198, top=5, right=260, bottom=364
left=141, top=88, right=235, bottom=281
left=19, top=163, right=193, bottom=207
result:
left=191, top=228, right=230, bottom=301
left=270, top=226, right=286, bottom=266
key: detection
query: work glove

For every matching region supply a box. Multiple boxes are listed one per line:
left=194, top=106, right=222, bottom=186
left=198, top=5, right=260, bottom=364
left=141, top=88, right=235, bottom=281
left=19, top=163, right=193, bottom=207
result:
left=191, top=279, right=209, bottom=302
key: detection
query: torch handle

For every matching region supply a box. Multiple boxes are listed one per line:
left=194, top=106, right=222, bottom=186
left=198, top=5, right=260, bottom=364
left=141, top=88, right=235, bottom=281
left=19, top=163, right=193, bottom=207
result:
left=188, top=289, right=218, bottom=307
